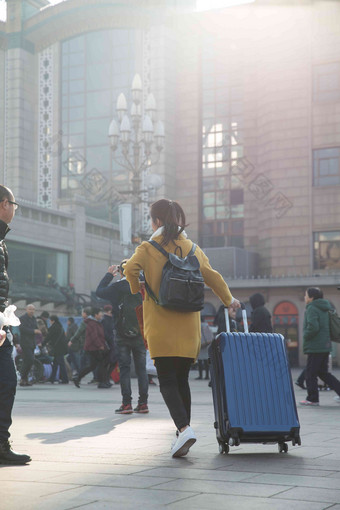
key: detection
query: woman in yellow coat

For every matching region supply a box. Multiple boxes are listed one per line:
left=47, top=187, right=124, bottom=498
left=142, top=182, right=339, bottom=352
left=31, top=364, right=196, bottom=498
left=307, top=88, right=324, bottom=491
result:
left=124, top=199, right=240, bottom=458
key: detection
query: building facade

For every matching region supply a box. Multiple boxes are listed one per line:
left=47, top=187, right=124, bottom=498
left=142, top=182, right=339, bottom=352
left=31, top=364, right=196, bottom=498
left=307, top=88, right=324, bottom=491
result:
left=0, top=0, right=340, bottom=366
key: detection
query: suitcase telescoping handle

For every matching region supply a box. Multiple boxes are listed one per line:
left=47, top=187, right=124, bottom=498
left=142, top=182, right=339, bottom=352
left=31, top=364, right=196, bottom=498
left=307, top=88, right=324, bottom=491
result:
left=224, top=302, right=249, bottom=334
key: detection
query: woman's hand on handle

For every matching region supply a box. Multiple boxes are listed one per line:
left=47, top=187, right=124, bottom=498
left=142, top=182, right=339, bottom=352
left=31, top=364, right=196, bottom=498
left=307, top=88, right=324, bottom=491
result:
left=230, top=299, right=241, bottom=311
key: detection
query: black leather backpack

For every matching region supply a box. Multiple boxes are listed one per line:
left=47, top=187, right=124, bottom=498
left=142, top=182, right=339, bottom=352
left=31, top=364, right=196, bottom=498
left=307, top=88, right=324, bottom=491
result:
left=144, top=240, right=204, bottom=312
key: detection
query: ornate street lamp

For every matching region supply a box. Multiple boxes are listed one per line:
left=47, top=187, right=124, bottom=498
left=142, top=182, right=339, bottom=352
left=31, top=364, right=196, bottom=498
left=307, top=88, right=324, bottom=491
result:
left=108, top=73, right=164, bottom=245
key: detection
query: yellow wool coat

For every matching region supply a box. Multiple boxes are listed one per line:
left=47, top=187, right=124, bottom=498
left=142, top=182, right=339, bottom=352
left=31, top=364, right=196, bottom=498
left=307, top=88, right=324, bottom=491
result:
left=124, top=233, right=233, bottom=360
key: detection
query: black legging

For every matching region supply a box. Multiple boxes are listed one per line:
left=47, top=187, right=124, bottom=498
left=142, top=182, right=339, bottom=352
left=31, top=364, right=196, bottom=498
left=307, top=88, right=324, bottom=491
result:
left=154, top=357, right=193, bottom=431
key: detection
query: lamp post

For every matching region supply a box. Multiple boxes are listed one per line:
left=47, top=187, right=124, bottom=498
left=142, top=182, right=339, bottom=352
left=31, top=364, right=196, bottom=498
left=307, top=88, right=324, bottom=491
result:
left=108, top=74, right=165, bottom=245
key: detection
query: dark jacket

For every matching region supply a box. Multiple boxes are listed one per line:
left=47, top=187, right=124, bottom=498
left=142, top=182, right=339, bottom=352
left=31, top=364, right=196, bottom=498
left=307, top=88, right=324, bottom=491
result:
left=42, top=321, right=68, bottom=356
left=19, top=313, right=38, bottom=348
left=36, top=317, right=49, bottom=338
left=102, top=313, right=118, bottom=365
left=66, top=322, right=77, bottom=341
left=96, top=274, right=142, bottom=327
left=249, top=293, right=273, bottom=333
left=69, top=321, right=86, bottom=352
left=0, top=220, right=10, bottom=314
left=84, top=317, right=107, bottom=352
left=102, top=314, right=115, bottom=348
left=0, top=221, right=10, bottom=347
left=303, top=298, right=332, bottom=354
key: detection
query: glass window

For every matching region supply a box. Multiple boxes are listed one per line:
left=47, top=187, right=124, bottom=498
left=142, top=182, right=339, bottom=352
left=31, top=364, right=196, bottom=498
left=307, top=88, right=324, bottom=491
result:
left=69, top=66, right=84, bottom=80
left=203, top=192, right=215, bottom=206
left=85, top=146, right=110, bottom=174
left=313, top=148, right=340, bottom=186
left=69, top=52, right=85, bottom=67
left=314, top=231, right=340, bottom=270
left=203, top=207, right=215, bottom=220
left=86, top=90, right=112, bottom=118
left=6, top=241, right=69, bottom=287
left=86, top=118, right=111, bottom=146
left=61, top=28, right=142, bottom=221
left=69, top=80, right=85, bottom=94
left=86, top=64, right=111, bottom=91
left=216, top=206, right=229, bottom=219
left=69, top=107, right=84, bottom=121
left=69, top=94, right=85, bottom=107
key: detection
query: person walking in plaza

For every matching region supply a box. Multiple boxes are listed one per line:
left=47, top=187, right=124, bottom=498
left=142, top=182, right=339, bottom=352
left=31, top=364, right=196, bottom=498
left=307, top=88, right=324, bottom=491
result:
left=41, top=315, right=69, bottom=384
left=300, top=287, right=340, bottom=406
left=249, top=293, right=273, bottom=333
left=96, top=263, right=149, bottom=413
left=66, top=317, right=77, bottom=343
left=19, top=304, right=41, bottom=386
left=73, top=307, right=109, bottom=389
left=196, top=316, right=213, bottom=380
left=124, top=198, right=240, bottom=458
left=0, top=185, right=31, bottom=465
left=101, top=304, right=117, bottom=388
left=68, top=307, right=90, bottom=377
left=36, top=310, right=49, bottom=345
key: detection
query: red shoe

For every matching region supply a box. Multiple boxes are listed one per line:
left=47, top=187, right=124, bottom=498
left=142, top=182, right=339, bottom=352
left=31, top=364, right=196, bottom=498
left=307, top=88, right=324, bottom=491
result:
left=115, top=404, right=133, bottom=414
left=300, top=400, right=319, bottom=406
left=134, top=403, right=149, bottom=414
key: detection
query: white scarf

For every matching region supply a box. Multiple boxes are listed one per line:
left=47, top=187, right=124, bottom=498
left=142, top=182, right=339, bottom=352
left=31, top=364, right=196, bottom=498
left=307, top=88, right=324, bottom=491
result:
left=149, top=226, right=187, bottom=240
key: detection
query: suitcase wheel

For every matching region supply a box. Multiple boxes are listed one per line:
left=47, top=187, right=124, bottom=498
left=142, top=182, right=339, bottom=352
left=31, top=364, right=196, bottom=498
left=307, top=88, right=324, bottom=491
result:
left=292, top=437, right=302, bottom=447
left=218, top=442, right=229, bottom=454
left=278, top=442, right=288, bottom=453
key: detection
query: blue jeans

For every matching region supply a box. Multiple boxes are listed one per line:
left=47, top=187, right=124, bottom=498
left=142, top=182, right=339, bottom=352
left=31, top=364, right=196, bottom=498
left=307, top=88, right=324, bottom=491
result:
left=116, top=336, right=148, bottom=405
left=0, top=343, right=17, bottom=441
left=68, top=350, right=84, bottom=374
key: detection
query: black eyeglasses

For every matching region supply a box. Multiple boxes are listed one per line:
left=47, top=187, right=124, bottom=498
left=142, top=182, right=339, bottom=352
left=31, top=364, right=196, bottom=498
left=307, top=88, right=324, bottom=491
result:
left=0, top=199, right=19, bottom=210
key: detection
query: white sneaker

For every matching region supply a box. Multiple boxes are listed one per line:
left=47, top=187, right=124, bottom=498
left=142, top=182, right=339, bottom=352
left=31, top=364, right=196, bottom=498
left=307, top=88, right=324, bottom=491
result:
left=333, top=395, right=340, bottom=403
left=171, top=426, right=196, bottom=458
left=171, top=430, right=179, bottom=450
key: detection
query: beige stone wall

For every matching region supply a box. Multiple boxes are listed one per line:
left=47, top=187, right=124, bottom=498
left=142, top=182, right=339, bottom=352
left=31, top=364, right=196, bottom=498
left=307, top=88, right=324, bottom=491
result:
left=311, top=1, right=340, bottom=255
left=0, top=48, right=4, bottom=184
left=173, top=19, right=201, bottom=242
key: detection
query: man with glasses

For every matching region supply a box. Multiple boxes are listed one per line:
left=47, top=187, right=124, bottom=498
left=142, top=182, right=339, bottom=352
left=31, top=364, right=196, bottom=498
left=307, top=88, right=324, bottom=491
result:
left=0, top=185, right=31, bottom=464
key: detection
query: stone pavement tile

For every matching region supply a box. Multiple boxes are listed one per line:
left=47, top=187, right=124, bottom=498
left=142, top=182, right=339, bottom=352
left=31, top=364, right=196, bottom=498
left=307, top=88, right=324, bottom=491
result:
left=216, top=453, right=338, bottom=477
left=275, top=486, right=340, bottom=504
left=139, top=466, right=259, bottom=482
left=151, top=478, right=291, bottom=498
left=247, top=473, right=340, bottom=490
left=0, top=466, right=70, bottom=482
left=2, top=480, right=83, bottom=498
left=46, top=472, right=174, bottom=488
left=167, top=493, right=329, bottom=510
left=36, top=486, right=198, bottom=510
left=19, top=460, right=149, bottom=475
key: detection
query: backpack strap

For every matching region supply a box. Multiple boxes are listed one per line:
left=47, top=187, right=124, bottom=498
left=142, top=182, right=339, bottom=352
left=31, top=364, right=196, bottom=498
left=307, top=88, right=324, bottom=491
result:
left=148, top=240, right=169, bottom=258
left=187, top=243, right=197, bottom=257
left=148, top=240, right=196, bottom=258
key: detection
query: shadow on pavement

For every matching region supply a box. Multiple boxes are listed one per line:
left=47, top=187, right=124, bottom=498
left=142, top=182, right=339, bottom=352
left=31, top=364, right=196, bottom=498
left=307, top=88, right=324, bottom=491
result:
left=25, top=417, right=124, bottom=444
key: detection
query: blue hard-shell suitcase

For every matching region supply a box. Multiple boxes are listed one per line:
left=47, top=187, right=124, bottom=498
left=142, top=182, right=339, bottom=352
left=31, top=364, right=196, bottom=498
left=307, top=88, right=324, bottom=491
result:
left=208, top=305, right=301, bottom=454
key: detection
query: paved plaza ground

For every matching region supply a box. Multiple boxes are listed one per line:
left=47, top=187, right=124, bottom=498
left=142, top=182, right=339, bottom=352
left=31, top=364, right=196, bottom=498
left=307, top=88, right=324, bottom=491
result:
left=1, top=368, right=340, bottom=510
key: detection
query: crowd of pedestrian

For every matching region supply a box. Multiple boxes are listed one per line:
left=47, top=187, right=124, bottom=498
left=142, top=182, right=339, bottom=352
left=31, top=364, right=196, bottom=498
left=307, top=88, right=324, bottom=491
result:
left=1, top=189, right=340, bottom=467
